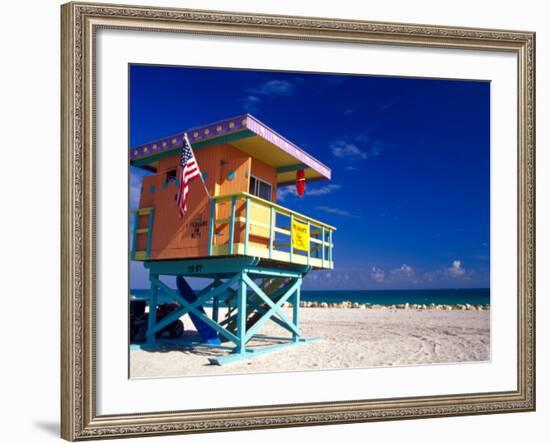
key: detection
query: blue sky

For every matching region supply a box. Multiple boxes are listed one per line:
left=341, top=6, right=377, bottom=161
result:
left=129, top=64, right=490, bottom=290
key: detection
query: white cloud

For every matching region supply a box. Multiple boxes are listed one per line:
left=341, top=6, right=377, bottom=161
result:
left=277, top=184, right=341, bottom=201
left=330, top=140, right=368, bottom=160
left=330, top=134, right=385, bottom=161
left=242, top=79, right=296, bottom=114
left=391, top=264, right=417, bottom=283
left=316, top=206, right=362, bottom=219
left=448, top=260, right=466, bottom=278
left=306, top=184, right=341, bottom=196
left=422, top=260, right=475, bottom=283
left=371, top=266, right=385, bottom=283
left=242, top=95, right=261, bottom=112
left=276, top=186, right=297, bottom=201
left=247, top=80, right=295, bottom=96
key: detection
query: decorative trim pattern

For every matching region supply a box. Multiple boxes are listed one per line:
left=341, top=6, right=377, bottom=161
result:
left=61, top=2, right=535, bottom=441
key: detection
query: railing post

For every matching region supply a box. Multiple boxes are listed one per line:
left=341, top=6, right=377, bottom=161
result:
left=269, top=206, right=275, bottom=259
left=228, top=195, right=236, bottom=255
left=289, top=213, right=294, bottom=263
left=293, top=277, right=301, bottom=343
left=306, top=221, right=311, bottom=266
left=244, top=197, right=250, bottom=256
left=321, top=226, right=325, bottom=267
left=146, top=209, right=154, bottom=259
left=208, top=199, right=215, bottom=256
left=328, top=230, right=333, bottom=266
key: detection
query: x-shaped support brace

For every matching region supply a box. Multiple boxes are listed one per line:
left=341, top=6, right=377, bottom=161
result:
left=147, top=274, right=241, bottom=344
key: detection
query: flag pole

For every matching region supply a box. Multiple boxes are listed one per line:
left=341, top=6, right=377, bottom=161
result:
left=185, top=132, right=211, bottom=200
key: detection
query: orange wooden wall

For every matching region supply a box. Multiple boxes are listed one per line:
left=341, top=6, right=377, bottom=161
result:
left=135, top=142, right=279, bottom=260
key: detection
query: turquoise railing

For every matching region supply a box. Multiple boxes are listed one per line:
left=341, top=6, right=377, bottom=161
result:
left=130, top=207, right=155, bottom=260
left=207, top=192, right=335, bottom=269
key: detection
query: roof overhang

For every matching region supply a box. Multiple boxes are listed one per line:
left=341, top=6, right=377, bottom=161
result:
left=130, top=114, right=331, bottom=184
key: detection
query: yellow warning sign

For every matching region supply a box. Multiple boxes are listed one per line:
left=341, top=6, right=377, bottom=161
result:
left=291, top=219, right=310, bottom=251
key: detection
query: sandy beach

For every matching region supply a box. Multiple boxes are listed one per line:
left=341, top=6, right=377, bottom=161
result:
left=130, top=306, right=490, bottom=378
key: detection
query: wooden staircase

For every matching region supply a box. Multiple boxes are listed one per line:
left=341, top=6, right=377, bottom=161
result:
left=222, top=276, right=293, bottom=341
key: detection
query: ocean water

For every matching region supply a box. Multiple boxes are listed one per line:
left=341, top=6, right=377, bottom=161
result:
left=130, top=288, right=490, bottom=306
left=300, top=288, right=489, bottom=306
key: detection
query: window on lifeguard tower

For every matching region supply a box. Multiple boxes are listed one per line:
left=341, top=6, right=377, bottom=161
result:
left=249, top=175, right=272, bottom=201
left=165, top=169, right=177, bottom=184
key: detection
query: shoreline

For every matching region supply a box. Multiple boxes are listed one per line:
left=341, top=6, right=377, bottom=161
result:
left=295, top=301, right=490, bottom=311
left=130, top=292, right=489, bottom=311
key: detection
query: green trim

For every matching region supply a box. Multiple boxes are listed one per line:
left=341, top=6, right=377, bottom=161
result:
left=132, top=149, right=178, bottom=167
left=130, top=207, right=154, bottom=215
left=133, top=251, right=147, bottom=261
left=276, top=163, right=306, bottom=173
left=192, top=129, right=255, bottom=149
left=130, top=130, right=255, bottom=168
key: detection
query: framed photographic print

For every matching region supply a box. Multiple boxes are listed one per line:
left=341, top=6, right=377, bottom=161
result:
left=60, top=1, right=536, bottom=440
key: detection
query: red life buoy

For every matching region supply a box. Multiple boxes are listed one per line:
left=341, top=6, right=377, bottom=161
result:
left=296, top=169, right=305, bottom=197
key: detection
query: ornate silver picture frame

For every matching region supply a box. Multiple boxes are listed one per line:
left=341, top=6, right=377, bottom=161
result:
left=61, top=2, right=535, bottom=440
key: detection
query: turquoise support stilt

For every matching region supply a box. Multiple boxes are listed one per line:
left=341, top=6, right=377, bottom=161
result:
left=134, top=258, right=319, bottom=366
left=236, top=272, right=247, bottom=355
left=147, top=273, right=158, bottom=345
left=212, top=294, right=219, bottom=323
left=293, top=278, right=301, bottom=342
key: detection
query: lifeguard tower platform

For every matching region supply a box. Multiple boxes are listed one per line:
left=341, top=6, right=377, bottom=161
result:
left=130, top=114, right=335, bottom=365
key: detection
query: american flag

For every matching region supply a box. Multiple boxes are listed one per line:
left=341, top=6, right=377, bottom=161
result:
left=176, top=133, right=201, bottom=218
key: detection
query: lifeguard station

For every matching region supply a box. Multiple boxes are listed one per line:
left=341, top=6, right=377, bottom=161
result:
left=130, top=114, right=335, bottom=365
